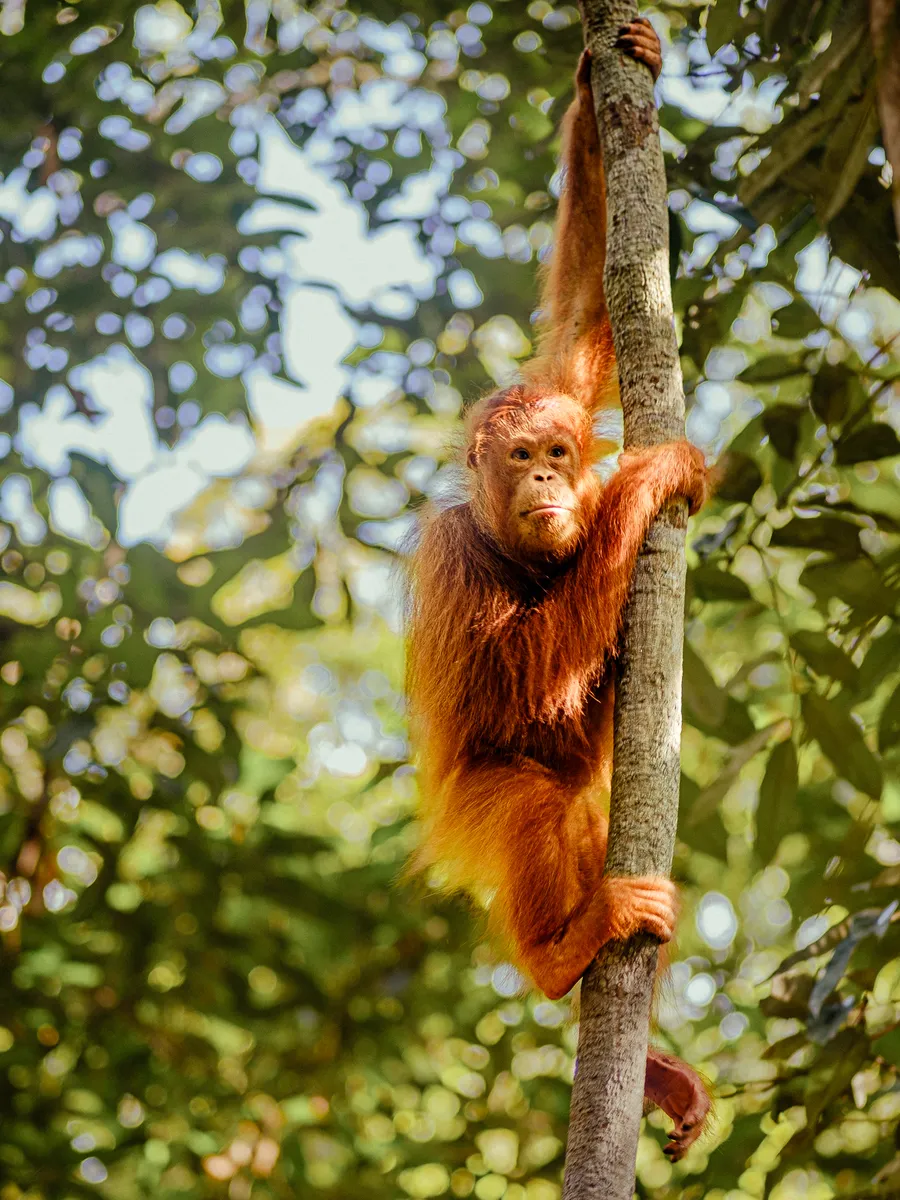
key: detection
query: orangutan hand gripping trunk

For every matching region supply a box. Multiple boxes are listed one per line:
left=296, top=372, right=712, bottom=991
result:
left=407, top=20, right=710, bottom=1161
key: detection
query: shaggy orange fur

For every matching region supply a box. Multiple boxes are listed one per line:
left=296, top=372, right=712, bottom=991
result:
left=407, top=21, right=710, bottom=1160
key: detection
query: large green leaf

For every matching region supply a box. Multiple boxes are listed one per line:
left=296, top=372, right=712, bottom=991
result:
left=810, top=363, right=855, bottom=427
left=756, top=738, right=798, bottom=863
left=790, top=630, right=859, bottom=685
left=691, top=565, right=755, bottom=603
left=802, top=692, right=883, bottom=797
left=835, top=424, right=900, bottom=465
left=739, top=356, right=807, bottom=384
left=683, top=677, right=757, bottom=747
left=715, top=452, right=762, bottom=504
left=682, top=642, right=727, bottom=728
left=771, top=516, right=861, bottom=559
left=801, top=559, right=897, bottom=619
left=763, top=404, right=806, bottom=461
left=774, top=299, right=820, bottom=340
left=878, top=681, right=900, bottom=753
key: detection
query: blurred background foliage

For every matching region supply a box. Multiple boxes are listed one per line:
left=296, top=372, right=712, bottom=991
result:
left=0, top=0, right=899, bottom=1198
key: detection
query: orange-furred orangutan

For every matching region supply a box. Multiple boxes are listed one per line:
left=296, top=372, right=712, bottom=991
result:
left=407, top=20, right=710, bottom=1160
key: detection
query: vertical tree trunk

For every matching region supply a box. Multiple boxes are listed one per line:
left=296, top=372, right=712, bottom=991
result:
left=564, top=4, right=688, bottom=1199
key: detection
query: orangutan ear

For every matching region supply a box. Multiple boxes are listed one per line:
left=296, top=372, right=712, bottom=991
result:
left=466, top=448, right=479, bottom=471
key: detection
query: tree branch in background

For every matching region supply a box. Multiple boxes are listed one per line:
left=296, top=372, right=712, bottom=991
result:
left=564, top=4, right=689, bottom=1197
left=870, top=0, right=900, bottom=241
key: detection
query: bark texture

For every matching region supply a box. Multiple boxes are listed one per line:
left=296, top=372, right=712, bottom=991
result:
left=869, top=0, right=900, bottom=241
left=563, top=4, right=688, bottom=1198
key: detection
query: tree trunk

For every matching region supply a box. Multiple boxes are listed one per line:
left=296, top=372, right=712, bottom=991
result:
left=564, top=4, right=688, bottom=1199
left=869, top=0, right=900, bottom=241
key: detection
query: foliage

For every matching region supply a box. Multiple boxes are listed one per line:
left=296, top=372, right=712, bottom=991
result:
left=0, top=2, right=899, bottom=1199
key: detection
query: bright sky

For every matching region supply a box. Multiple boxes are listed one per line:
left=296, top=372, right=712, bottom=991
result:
left=14, top=110, right=442, bottom=547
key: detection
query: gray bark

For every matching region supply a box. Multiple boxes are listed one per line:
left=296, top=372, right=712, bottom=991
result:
left=563, top=4, right=688, bottom=1198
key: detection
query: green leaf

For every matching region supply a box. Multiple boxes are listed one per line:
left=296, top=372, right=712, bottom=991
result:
left=691, top=566, right=754, bottom=603
left=770, top=516, right=860, bottom=558
left=739, top=356, right=807, bottom=384
left=772, top=906, right=892, bottom=976
left=760, top=972, right=814, bottom=1018
left=762, top=1031, right=809, bottom=1061
left=682, top=643, right=727, bottom=728
left=716, top=452, right=762, bottom=504
left=773, top=300, right=819, bottom=339
left=238, top=567, right=322, bottom=631
left=856, top=629, right=900, bottom=698
left=692, top=515, right=742, bottom=559
left=681, top=674, right=757, bottom=745
left=830, top=177, right=900, bottom=299
left=835, top=424, right=900, bottom=465
left=679, top=774, right=729, bottom=860
left=763, top=404, right=805, bottom=460
left=801, top=692, right=883, bottom=797
left=790, top=631, right=859, bottom=685
left=705, top=0, right=742, bottom=54
left=689, top=721, right=781, bottom=825
left=805, top=1029, right=870, bottom=1126
left=756, top=739, right=798, bottom=864
left=370, top=816, right=413, bottom=850
left=810, top=362, right=855, bottom=426
left=816, top=87, right=881, bottom=226
left=878, top=680, right=900, bottom=752
left=68, top=453, right=119, bottom=537
left=806, top=499, right=900, bottom=535
left=801, top=559, right=897, bottom=619
left=763, top=0, right=800, bottom=46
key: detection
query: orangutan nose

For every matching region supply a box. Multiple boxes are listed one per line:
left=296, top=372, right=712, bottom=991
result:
left=533, top=472, right=554, bottom=482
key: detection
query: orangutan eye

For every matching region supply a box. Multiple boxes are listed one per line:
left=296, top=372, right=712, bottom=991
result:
left=548, top=445, right=566, bottom=458
left=511, top=448, right=530, bottom=461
